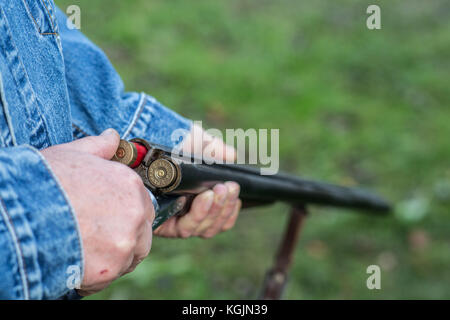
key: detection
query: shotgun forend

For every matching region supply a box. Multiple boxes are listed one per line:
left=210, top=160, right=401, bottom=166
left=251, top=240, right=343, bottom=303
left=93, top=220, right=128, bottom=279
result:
left=112, top=139, right=391, bottom=229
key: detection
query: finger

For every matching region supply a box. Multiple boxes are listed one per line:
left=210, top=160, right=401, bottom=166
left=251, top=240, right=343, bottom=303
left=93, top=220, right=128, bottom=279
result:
left=155, top=184, right=230, bottom=238
left=119, top=248, right=136, bottom=276
left=211, top=138, right=236, bottom=163
left=153, top=215, right=178, bottom=237
left=181, top=125, right=236, bottom=162
left=63, top=128, right=121, bottom=159
left=199, top=182, right=240, bottom=238
left=222, top=199, right=242, bottom=231
left=174, top=190, right=214, bottom=238
left=124, top=220, right=152, bottom=274
left=135, top=219, right=153, bottom=262
left=192, top=184, right=229, bottom=235
left=180, top=124, right=204, bottom=156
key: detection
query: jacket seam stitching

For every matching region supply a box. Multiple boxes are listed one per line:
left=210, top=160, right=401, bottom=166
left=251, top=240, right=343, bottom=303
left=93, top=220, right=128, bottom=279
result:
left=0, top=8, right=52, bottom=149
left=122, top=93, right=147, bottom=139
left=39, top=0, right=56, bottom=33
left=72, top=123, right=89, bottom=137
left=21, top=0, right=58, bottom=36
left=0, top=71, right=17, bottom=146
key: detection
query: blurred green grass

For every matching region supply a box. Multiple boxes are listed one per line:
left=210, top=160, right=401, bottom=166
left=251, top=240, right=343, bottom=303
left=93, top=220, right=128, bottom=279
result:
left=56, top=0, right=450, bottom=299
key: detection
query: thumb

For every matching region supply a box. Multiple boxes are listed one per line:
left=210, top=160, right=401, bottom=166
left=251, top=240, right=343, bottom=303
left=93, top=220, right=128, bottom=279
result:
left=67, top=128, right=121, bottom=159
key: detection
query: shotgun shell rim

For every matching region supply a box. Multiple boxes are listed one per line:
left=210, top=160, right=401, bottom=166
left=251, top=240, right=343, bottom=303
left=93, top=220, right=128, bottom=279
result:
left=147, top=158, right=177, bottom=189
left=112, top=140, right=137, bottom=167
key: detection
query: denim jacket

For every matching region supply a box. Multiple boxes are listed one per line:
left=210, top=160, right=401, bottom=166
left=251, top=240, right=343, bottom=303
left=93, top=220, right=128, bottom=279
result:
left=0, top=1, right=191, bottom=299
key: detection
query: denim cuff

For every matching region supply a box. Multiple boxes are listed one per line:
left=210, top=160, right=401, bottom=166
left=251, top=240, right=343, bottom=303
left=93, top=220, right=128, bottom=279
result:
left=124, top=93, right=192, bottom=149
left=0, top=146, right=83, bottom=299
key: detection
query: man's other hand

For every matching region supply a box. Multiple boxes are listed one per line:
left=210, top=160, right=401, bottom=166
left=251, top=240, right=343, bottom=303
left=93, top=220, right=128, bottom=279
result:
left=154, top=124, right=242, bottom=238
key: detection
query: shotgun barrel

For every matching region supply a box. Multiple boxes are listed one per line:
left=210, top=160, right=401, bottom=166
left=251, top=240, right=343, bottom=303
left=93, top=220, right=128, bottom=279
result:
left=112, top=139, right=391, bottom=229
left=171, top=162, right=390, bottom=212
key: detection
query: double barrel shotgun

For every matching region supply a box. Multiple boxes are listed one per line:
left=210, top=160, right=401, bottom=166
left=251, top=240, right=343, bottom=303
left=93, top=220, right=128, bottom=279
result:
left=112, top=138, right=391, bottom=299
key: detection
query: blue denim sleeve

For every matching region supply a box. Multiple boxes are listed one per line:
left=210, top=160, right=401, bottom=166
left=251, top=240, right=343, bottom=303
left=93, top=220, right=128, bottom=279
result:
left=0, top=146, right=83, bottom=299
left=54, top=8, right=192, bottom=148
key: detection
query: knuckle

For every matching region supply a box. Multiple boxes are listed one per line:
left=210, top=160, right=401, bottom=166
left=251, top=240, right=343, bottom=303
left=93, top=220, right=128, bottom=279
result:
left=124, top=264, right=137, bottom=275
left=128, top=171, right=144, bottom=189
left=148, top=206, right=156, bottom=223
left=129, top=208, right=146, bottom=228
left=110, top=161, right=127, bottom=173
left=191, top=209, right=208, bottom=223
left=178, top=229, right=192, bottom=239
left=137, top=248, right=151, bottom=262
left=139, top=249, right=151, bottom=261
left=204, top=213, right=219, bottom=225
left=200, top=231, right=215, bottom=239
left=145, top=245, right=152, bottom=257
left=222, top=201, right=237, bottom=216
left=114, top=236, right=136, bottom=257
left=222, top=221, right=236, bottom=231
left=113, top=165, right=142, bottom=187
left=82, top=136, right=97, bottom=147
left=111, top=164, right=135, bottom=185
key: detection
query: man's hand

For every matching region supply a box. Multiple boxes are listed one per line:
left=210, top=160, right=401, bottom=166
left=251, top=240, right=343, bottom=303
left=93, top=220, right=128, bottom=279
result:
left=41, top=129, right=154, bottom=296
left=154, top=125, right=242, bottom=238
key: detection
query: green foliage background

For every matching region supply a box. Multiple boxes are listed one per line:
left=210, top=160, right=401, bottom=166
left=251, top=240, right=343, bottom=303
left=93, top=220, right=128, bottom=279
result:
left=56, top=0, right=450, bottom=299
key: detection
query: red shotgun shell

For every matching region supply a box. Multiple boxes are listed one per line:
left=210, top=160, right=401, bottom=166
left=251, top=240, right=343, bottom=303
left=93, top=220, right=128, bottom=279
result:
left=130, top=142, right=147, bottom=168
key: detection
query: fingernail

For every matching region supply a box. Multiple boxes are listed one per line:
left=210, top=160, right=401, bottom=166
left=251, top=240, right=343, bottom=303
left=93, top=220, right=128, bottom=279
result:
left=213, top=184, right=228, bottom=204
left=226, top=182, right=240, bottom=197
left=100, top=128, right=115, bottom=136
left=203, top=190, right=214, bottom=211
